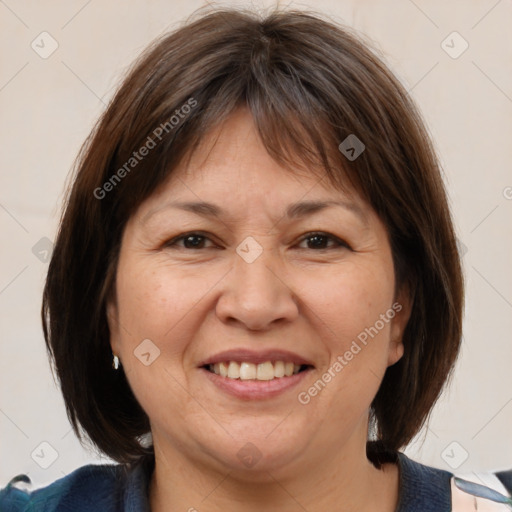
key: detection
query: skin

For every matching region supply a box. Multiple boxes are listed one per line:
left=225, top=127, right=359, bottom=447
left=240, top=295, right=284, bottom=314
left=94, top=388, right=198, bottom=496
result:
left=108, top=108, right=412, bottom=512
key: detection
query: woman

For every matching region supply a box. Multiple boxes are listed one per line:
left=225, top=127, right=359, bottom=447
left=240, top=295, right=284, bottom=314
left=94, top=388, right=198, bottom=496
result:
left=1, top=7, right=510, bottom=512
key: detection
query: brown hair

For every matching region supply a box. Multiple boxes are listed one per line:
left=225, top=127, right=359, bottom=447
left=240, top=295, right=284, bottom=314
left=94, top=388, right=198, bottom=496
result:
left=42, top=7, right=464, bottom=465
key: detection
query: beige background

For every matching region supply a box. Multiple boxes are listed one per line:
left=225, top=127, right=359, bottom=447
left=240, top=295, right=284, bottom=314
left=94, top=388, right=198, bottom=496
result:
left=1, top=0, right=511, bottom=488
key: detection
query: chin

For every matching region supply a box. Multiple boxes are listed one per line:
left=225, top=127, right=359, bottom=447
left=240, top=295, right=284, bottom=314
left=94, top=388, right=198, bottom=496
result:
left=200, top=422, right=311, bottom=477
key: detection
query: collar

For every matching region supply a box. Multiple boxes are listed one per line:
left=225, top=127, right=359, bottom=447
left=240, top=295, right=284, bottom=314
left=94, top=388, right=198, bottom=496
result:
left=120, top=452, right=453, bottom=512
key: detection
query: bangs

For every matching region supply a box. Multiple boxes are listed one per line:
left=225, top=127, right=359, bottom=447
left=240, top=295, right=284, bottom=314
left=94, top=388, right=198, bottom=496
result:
left=110, top=59, right=360, bottom=229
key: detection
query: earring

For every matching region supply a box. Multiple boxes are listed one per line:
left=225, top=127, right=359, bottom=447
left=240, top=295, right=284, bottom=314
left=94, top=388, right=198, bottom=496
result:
left=112, top=354, right=120, bottom=370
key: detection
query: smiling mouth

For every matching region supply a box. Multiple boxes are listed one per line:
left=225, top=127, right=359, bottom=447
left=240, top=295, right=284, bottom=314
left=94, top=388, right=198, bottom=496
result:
left=203, top=361, right=312, bottom=381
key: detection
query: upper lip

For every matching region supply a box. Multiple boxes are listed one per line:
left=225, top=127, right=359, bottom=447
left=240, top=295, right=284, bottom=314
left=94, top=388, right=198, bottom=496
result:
left=198, top=349, right=314, bottom=367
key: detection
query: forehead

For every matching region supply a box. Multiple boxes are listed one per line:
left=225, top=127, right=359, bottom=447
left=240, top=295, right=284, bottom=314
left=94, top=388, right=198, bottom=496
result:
left=177, top=108, right=326, bottom=188
left=136, top=108, right=368, bottom=222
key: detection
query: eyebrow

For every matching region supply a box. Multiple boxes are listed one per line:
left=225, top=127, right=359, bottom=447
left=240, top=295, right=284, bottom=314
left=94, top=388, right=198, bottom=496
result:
left=142, top=199, right=368, bottom=225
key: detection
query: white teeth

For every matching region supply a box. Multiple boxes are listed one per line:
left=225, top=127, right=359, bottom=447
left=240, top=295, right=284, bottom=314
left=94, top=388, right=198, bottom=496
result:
left=257, top=362, right=274, bottom=380
left=239, top=362, right=257, bottom=380
left=274, top=360, right=285, bottom=378
left=219, top=361, right=228, bottom=377
left=208, top=360, right=306, bottom=380
left=227, top=361, right=240, bottom=378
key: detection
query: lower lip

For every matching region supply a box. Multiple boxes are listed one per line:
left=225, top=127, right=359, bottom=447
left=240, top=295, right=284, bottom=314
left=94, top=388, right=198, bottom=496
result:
left=200, top=367, right=313, bottom=400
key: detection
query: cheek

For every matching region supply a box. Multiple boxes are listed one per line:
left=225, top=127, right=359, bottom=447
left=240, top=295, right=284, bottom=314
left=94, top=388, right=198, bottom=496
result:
left=304, top=262, right=396, bottom=407
left=309, top=261, right=395, bottom=341
left=114, top=256, right=228, bottom=373
left=112, top=260, right=204, bottom=414
left=117, top=259, right=199, bottom=333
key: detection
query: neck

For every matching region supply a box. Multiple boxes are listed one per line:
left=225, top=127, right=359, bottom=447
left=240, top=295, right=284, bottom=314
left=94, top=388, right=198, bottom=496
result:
left=148, top=435, right=400, bottom=512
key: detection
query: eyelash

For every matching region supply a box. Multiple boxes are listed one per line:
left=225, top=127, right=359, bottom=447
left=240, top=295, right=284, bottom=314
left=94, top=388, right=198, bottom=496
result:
left=164, top=231, right=351, bottom=251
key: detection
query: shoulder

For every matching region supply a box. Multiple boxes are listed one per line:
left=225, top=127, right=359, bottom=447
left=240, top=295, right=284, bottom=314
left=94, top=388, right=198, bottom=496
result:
left=496, top=468, right=512, bottom=493
left=0, top=463, right=146, bottom=512
left=396, top=453, right=512, bottom=512
left=396, top=452, right=453, bottom=512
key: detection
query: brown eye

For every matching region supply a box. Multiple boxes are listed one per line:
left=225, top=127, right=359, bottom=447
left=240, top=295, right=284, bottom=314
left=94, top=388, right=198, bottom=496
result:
left=297, top=232, right=350, bottom=250
left=165, top=232, right=216, bottom=250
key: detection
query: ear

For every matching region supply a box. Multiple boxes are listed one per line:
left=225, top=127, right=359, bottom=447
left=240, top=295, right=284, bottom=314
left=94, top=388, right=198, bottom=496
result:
left=387, top=283, right=414, bottom=367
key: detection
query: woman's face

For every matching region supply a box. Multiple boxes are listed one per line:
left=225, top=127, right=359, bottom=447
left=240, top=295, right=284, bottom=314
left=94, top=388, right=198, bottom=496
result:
left=108, top=108, right=410, bottom=477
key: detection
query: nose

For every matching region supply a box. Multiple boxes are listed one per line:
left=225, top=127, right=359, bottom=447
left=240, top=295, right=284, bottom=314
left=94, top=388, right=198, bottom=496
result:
left=215, top=245, right=299, bottom=331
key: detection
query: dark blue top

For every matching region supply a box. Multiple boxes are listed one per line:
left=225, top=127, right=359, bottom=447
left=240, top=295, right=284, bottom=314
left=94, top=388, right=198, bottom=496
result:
left=1, top=453, right=511, bottom=511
